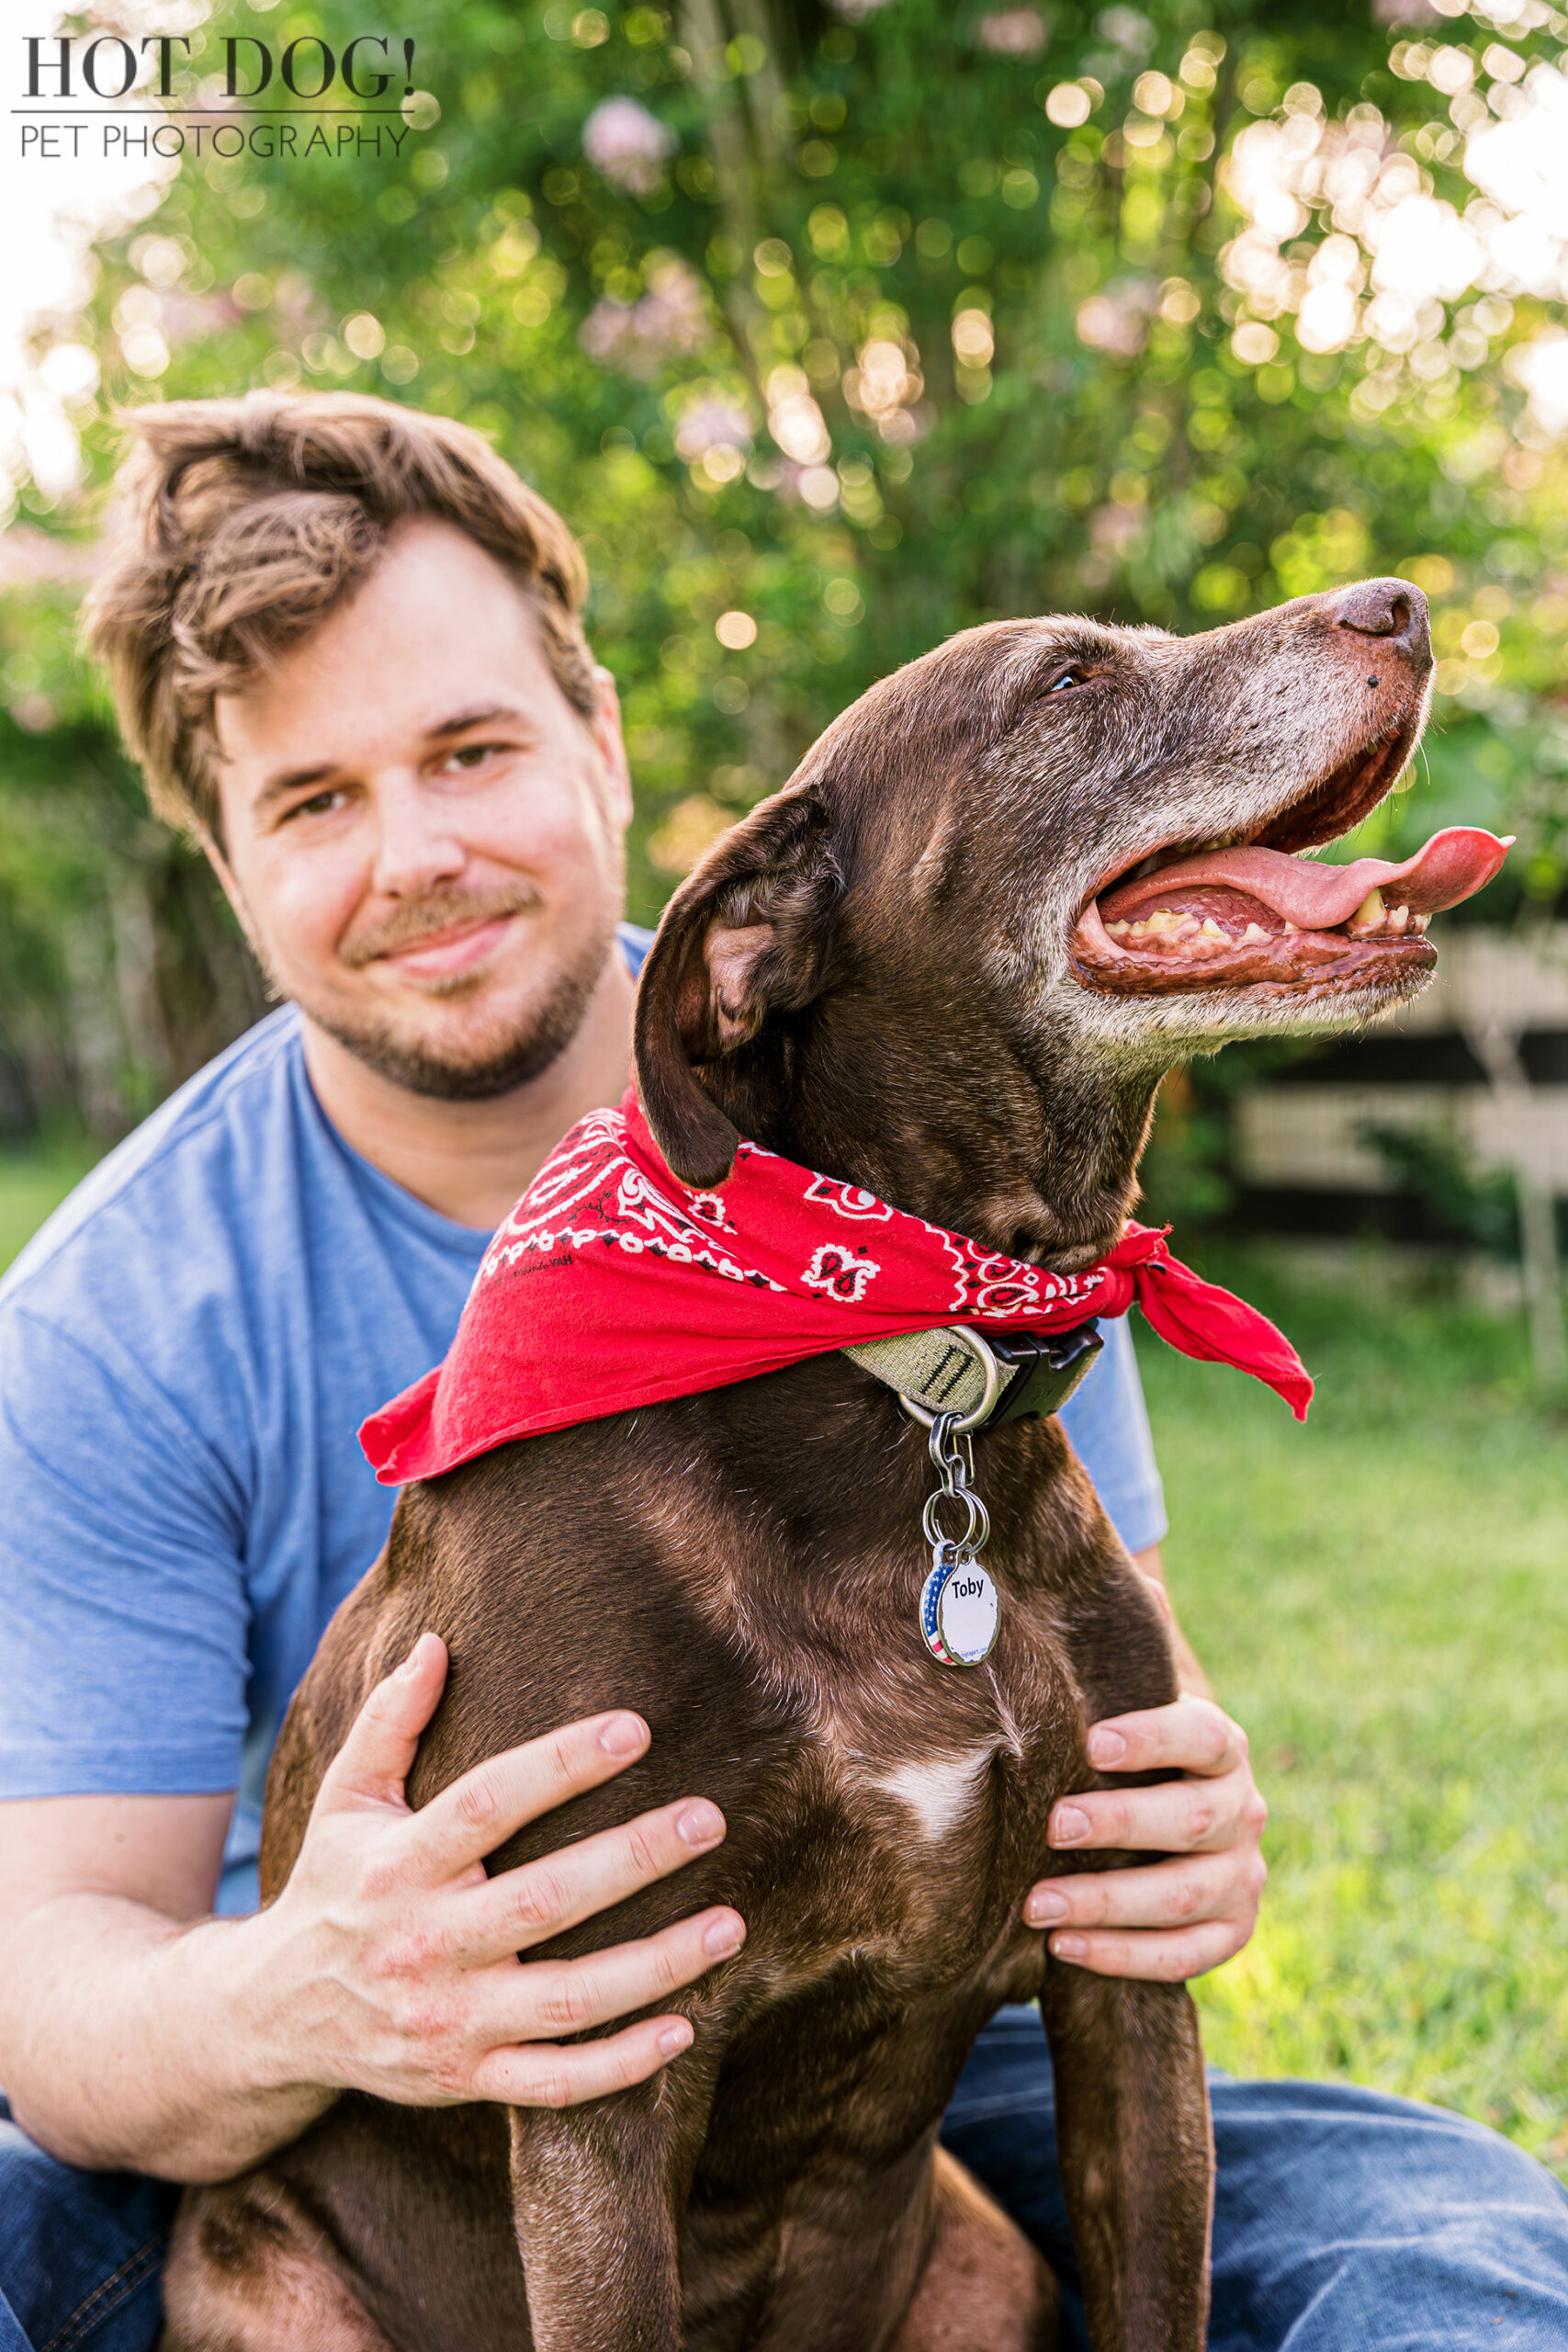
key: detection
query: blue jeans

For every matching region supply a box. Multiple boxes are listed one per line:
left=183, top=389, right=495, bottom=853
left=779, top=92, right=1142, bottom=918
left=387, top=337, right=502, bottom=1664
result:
left=6, top=2012, right=1568, bottom=2349
left=942, top=2008, right=1568, bottom=2349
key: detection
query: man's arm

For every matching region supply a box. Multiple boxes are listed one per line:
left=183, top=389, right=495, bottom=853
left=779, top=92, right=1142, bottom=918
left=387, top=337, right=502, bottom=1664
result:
left=0, top=1637, right=744, bottom=2181
left=1022, top=1543, right=1269, bottom=1981
left=1133, top=1542, right=1212, bottom=1698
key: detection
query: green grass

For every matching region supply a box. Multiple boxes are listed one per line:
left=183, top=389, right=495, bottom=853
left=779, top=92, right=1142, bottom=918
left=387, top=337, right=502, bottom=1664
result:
left=1138, top=1247, right=1568, bottom=2176
left=0, top=1141, right=102, bottom=1275
left=3, top=1149, right=1563, bottom=2168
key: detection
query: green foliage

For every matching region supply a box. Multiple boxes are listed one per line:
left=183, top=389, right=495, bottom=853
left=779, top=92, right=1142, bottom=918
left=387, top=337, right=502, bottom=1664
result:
left=0, top=1141, right=101, bottom=1272
left=4, top=0, right=1566, bottom=1126
left=1135, top=1069, right=1237, bottom=1226
left=1356, top=1118, right=1522, bottom=1254
left=1139, top=1249, right=1568, bottom=2171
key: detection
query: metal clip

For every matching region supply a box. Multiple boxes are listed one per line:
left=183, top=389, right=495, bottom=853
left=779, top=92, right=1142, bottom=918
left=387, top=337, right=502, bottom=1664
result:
left=919, top=1410, right=991, bottom=1557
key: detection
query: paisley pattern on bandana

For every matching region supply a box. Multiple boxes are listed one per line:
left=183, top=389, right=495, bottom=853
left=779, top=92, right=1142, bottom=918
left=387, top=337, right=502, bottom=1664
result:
left=803, top=1175, right=894, bottom=1223
left=801, top=1243, right=883, bottom=1303
left=361, top=1086, right=1313, bottom=1487
left=482, top=1113, right=779, bottom=1294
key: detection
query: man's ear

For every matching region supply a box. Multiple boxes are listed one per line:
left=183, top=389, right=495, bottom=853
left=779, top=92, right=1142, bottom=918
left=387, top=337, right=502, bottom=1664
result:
left=197, top=826, right=265, bottom=967
left=634, top=788, right=842, bottom=1186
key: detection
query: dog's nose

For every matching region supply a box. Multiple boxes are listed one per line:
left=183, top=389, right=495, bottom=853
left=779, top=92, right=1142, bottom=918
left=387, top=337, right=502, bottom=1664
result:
left=1330, top=577, right=1431, bottom=666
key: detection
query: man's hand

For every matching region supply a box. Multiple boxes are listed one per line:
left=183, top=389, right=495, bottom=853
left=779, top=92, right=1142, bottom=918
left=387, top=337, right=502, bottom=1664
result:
left=1021, top=1695, right=1268, bottom=1983
left=0, top=1634, right=745, bottom=2179
left=263, top=1634, right=746, bottom=2110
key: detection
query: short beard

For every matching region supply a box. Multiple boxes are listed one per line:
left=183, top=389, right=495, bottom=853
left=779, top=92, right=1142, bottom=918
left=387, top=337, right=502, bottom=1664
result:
left=298, top=905, right=620, bottom=1102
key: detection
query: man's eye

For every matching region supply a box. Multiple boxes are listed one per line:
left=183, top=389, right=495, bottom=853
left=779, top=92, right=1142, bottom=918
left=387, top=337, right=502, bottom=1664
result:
left=287, top=787, right=345, bottom=820
left=1047, top=669, right=1083, bottom=693
left=445, top=742, right=501, bottom=771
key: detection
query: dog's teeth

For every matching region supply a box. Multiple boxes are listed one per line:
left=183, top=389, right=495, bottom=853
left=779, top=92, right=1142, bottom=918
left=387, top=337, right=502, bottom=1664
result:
left=1281, top=921, right=1298, bottom=934
left=1105, top=920, right=1130, bottom=936
left=1388, top=904, right=1409, bottom=933
left=1200, top=918, right=1227, bottom=939
left=1242, top=922, right=1269, bottom=943
left=1413, top=910, right=1430, bottom=933
left=1346, top=888, right=1385, bottom=933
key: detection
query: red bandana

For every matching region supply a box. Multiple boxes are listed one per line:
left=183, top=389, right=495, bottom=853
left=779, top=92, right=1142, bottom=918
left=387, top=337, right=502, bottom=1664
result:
left=361, top=1088, right=1312, bottom=1487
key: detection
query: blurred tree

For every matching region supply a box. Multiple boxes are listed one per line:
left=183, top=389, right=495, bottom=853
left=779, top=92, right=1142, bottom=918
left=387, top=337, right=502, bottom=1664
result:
left=2, top=0, right=1564, bottom=1136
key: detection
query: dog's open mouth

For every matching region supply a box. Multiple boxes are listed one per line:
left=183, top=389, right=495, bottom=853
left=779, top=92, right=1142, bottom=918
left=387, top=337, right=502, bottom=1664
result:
left=1070, top=735, right=1511, bottom=999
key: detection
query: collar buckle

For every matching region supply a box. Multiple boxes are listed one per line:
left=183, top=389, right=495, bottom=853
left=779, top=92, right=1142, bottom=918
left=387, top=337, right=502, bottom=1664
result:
left=986, top=1324, right=1104, bottom=1425
left=842, top=1317, right=1103, bottom=1434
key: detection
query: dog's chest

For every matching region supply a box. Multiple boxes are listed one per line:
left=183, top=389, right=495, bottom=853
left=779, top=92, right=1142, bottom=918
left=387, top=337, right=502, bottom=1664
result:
left=869, top=1745, right=999, bottom=1844
left=746, top=1577, right=1085, bottom=1978
left=821, top=1664, right=1075, bottom=1862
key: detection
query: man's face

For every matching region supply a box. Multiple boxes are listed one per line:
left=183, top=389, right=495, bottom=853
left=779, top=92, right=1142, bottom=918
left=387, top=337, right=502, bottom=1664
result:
left=209, top=517, right=632, bottom=1100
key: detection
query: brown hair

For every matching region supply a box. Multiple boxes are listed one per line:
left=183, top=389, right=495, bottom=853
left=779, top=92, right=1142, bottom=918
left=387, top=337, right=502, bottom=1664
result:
left=84, top=390, right=599, bottom=837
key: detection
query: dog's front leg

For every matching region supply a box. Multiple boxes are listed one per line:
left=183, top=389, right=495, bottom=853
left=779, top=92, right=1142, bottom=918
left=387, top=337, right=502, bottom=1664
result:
left=1039, top=1965, right=1213, bottom=2352
left=509, top=2054, right=716, bottom=2352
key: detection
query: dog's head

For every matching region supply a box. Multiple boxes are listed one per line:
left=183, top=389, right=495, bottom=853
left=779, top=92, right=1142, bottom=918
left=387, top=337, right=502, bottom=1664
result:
left=635, top=580, right=1507, bottom=1265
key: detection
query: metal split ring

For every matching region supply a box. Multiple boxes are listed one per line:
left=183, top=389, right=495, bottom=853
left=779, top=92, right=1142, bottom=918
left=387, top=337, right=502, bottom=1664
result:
left=921, top=1486, right=990, bottom=1555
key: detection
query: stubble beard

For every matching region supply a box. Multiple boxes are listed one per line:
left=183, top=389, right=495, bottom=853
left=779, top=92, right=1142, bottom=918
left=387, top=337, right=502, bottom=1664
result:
left=276, top=898, right=623, bottom=1102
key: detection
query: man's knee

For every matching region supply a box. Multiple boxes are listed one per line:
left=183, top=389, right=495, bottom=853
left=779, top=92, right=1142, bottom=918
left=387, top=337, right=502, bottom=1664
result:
left=941, top=2041, right=1568, bottom=2351
left=1208, top=2075, right=1568, bottom=2232
left=1207, top=2077, right=1568, bottom=2350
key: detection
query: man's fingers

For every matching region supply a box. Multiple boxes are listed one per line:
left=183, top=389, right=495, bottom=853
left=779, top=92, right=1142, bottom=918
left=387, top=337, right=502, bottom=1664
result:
left=1085, top=1695, right=1244, bottom=1779
left=317, top=1634, right=449, bottom=1814
left=1047, top=1766, right=1252, bottom=1857
left=1043, top=1915, right=1253, bottom=1983
left=460, top=1797, right=729, bottom=1961
left=407, top=1710, right=654, bottom=1883
left=472, top=1905, right=746, bottom=2049
left=470, top=2013, right=697, bottom=2109
left=1024, top=1848, right=1265, bottom=1935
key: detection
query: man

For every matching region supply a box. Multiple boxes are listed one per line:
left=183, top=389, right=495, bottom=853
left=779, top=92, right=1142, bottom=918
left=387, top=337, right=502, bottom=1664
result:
left=0, top=392, right=1562, bottom=2351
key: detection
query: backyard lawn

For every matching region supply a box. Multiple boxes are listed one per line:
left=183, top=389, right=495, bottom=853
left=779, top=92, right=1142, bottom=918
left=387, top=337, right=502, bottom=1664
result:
left=0, top=1143, right=98, bottom=1276
left=1145, top=1245, right=1568, bottom=2177
left=3, top=1148, right=1563, bottom=2174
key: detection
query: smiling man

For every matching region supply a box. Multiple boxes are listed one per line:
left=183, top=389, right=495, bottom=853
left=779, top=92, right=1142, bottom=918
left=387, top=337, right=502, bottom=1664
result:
left=194, top=510, right=642, bottom=1231
left=0, top=393, right=1563, bottom=2352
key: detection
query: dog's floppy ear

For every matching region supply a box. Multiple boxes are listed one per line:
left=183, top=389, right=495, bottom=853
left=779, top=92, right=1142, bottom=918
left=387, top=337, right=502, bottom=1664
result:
left=634, top=788, right=842, bottom=1186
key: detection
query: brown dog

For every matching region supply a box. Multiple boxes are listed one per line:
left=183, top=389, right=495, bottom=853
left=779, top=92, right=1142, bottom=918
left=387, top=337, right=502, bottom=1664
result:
left=163, top=580, right=1461, bottom=2352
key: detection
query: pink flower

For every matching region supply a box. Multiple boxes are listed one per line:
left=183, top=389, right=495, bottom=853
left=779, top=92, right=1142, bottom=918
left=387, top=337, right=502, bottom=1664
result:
left=671, top=393, right=754, bottom=462
left=582, top=96, right=677, bottom=196
left=580, top=255, right=710, bottom=379
left=1076, top=280, right=1156, bottom=359
left=976, top=9, right=1047, bottom=56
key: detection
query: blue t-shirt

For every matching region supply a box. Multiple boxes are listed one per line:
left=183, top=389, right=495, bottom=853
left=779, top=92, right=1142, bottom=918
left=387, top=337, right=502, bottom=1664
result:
left=0, top=931, right=1165, bottom=1914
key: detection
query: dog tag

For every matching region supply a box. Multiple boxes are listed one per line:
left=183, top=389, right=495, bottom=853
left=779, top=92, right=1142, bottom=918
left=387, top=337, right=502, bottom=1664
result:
left=919, top=1545, right=999, bottom=1668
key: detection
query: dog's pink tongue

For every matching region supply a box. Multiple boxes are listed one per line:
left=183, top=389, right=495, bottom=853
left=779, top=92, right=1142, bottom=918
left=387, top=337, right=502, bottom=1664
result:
left=1100, top=828, right=1511, bottom=930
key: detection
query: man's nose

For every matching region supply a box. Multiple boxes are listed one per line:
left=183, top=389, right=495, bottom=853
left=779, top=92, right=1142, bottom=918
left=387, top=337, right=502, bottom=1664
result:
left=1330, top=577, right=1431, bottom=668
left=370, top=779, right=467, bottom=896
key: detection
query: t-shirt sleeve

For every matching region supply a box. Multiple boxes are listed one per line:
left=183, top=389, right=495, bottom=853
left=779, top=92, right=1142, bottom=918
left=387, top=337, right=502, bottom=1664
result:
left=0, top=1304, right=250, bottom=1797
left=1056, top=1313, right=1168, bottom=1556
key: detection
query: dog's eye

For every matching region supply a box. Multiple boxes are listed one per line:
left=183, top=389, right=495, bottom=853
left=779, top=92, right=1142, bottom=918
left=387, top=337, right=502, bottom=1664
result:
left=1046, top=668, right=1083, bottom=693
